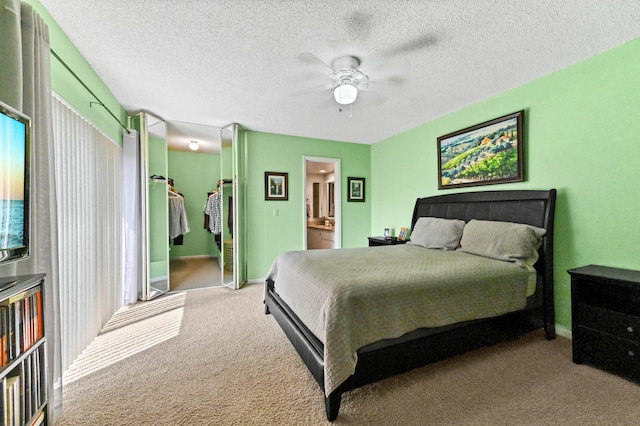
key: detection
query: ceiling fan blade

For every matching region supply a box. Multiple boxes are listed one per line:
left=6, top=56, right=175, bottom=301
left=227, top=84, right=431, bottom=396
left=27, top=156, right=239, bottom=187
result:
left=383, top=34, right=437, bottom=57
left=358, top=54, right=410, bottom=78
left=300, top=70, right=334, bottom=84
left=290, top=84, right=333, bottom=98
left=344, top=10, right=374, bottom=42
left=358, top=89, right=387, bottom=106
left=298, top=52, right=334, bottom=71
left=368, top=74, right=408, bottom=88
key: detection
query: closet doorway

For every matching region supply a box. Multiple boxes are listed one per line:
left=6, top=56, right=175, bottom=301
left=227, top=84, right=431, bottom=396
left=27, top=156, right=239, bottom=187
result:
left=164, top=122, right=225, bottom=293
left=166, top=123, right=246, bottom=292
left=304, top=157, right=341, bottom=250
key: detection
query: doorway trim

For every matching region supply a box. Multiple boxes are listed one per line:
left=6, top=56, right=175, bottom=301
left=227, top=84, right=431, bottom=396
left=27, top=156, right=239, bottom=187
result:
left=303, top=156, right=342, bottom=249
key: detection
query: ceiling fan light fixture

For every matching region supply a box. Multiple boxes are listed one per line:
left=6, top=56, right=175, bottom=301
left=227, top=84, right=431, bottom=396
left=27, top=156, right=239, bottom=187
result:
left=334, top=83, right=358, bottom=105
left=188, top=140, right=199, bottom=151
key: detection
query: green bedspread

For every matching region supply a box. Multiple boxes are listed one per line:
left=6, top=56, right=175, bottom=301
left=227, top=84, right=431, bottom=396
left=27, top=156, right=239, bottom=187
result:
left=266, top=244, right=532, bottom=396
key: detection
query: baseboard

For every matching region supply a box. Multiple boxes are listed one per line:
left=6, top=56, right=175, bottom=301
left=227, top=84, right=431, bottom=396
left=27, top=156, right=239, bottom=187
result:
left=555, top=324, right=572, bottom=339
left=169, top=255, right=217, bottom=261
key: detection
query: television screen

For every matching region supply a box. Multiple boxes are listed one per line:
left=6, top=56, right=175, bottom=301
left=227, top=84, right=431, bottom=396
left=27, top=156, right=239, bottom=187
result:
left=0, top=100, right=30, bottom=264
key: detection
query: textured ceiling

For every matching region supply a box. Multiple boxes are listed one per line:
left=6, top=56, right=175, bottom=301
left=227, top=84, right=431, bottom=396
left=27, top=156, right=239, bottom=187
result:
left=39, top=1, right=640, bottom=153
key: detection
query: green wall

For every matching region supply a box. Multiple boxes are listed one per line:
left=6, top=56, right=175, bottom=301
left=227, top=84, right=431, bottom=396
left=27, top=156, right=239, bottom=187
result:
left=246, top=131, right=371, bottom=279
left=167, top=150, right=220, bottom=258
left=371, top=37, right=640, bottom=331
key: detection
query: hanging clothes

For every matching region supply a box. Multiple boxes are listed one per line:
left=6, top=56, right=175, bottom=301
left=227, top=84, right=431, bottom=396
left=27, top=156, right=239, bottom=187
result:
left=204, top=190, right=222, bottom=250
left=227, top=195, right=233, bottom=237
left=204, top=191, right=222, bottom=234
left=169, top=191, right=190, bottom=244
left=203, top=191, right=215, bottom=230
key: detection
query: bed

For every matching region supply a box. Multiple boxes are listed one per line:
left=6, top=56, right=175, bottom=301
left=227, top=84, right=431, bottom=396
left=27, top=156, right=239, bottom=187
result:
left=264, top=189, right=556, bottom=421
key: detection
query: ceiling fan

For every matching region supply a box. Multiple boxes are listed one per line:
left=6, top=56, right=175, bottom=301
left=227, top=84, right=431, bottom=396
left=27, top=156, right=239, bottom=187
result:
left=298, top=52, right=392, bottom=108
left=329, top=56, right=369, bottom=105
left=297, top=10, right=436, bottom=109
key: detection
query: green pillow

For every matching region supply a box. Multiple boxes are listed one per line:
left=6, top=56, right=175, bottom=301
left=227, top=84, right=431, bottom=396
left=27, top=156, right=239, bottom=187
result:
left=407, top=217, right=466, bottom=250
left=459, top=219, right=546, bottom=267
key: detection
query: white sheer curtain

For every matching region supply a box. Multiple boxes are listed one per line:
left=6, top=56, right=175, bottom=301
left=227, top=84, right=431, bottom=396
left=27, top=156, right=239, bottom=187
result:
left=0, top=0, right=63, bottom=421
left=51, top=94, right=124, bottom=374
left=122, top=129, right=141, bottom=305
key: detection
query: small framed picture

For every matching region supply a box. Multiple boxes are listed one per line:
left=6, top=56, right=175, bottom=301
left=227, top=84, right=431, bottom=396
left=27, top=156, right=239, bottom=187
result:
left=348, top=177, right=365, bottom=202
left=384, top=228, right=390, bottom=238
left=398, top=227, right=409, bottom=241
left=265, top=172, right=288, bottom=201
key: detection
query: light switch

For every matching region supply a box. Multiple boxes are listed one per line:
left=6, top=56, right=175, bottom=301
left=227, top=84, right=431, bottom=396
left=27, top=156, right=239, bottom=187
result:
left=273, top=209, right=279, bottom=216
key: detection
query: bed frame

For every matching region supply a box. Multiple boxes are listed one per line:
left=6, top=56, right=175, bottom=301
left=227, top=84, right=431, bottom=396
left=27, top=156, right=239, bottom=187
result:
left=265, top=189, right=556, bottom=421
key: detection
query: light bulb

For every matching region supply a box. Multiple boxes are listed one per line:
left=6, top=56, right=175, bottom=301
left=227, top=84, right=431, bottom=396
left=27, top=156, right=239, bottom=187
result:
left=333, top=83, right=358, bottom=105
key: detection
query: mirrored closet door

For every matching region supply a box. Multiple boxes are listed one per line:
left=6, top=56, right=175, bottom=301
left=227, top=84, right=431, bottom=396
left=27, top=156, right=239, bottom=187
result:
left=219, top=123, right=246, bottom=289
left=132, top=112, right=170, bottom=300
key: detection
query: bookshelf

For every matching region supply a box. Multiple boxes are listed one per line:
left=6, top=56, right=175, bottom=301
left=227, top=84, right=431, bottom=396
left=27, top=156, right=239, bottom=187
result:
left=0, top=274, right=47, bottom=426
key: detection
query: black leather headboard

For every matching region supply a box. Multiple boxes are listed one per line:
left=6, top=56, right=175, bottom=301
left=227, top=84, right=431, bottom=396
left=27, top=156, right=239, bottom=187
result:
left=411, top=190, right=556, bottom=230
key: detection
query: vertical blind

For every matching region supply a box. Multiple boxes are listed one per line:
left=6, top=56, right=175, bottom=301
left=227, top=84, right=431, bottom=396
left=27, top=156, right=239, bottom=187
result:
left=51, top=94, right=123, bottom=373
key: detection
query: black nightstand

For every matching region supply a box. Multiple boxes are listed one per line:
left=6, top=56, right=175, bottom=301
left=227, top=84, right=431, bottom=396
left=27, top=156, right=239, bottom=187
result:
left=569, top=265, right=640, bottom=383
left=368, top=236, right=408, bottom=247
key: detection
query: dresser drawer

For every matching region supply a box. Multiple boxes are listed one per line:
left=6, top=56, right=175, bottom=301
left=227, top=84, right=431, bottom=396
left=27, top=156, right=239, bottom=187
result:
left=574, top=326, right=640, bottom=382
left=573, top=276, right=640, bottom=316
left=574, top=302, right=640, bottom=343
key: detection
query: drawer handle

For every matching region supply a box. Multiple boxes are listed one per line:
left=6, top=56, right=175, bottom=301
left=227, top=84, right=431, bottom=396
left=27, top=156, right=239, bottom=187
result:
left=629, top=351, right=635, bottom=357
left=627, top=326, right=634, bottom=333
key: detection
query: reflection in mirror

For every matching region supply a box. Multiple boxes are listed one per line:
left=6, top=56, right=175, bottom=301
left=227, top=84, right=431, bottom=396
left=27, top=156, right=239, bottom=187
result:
left=220, top=125, right=234, bottom=287
left=144, top=113, right=170, bottom=300
left=314, top=181, right=335, bottom=219
left=328, top=182, right=335, bottom=217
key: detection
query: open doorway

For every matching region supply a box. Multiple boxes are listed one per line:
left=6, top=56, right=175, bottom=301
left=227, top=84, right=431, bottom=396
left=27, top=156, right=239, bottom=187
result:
left=304, top=157, right=341, bottom=249
left=164, top=121, right=225, bottom=293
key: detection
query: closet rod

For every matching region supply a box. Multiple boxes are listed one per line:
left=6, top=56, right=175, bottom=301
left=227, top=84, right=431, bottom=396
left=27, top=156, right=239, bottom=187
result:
left=50, top=49, right=130, bottom=134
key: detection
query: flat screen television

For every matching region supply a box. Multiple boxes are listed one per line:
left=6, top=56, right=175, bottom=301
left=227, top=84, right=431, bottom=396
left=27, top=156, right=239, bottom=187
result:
left=0, top=100, right=31, bottom=264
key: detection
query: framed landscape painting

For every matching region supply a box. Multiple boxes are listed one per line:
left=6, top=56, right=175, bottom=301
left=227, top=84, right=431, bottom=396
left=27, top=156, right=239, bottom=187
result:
left=347, top=177, right=365, bottom=202
left=265, top=172, right=288, bottom=200
left=437, top=111, right=524, bottom=190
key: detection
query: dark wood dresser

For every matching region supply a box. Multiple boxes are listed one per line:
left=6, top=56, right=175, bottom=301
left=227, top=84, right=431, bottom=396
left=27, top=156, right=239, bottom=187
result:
left=568, top=265, right=640, bottom=383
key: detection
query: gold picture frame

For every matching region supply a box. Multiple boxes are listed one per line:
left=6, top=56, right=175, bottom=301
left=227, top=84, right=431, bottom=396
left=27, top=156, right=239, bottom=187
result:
left=398, top=227, right=409, bottom=241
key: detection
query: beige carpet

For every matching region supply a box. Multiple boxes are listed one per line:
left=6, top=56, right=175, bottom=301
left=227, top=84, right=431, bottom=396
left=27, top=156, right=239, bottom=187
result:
left=169, top=256, right=222, bottom=292
left=56, top=283, right=640, bottom=425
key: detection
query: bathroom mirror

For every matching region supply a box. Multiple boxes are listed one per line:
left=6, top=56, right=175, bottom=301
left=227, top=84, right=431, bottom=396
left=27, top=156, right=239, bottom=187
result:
left=314, top=181, right=335, bottom=219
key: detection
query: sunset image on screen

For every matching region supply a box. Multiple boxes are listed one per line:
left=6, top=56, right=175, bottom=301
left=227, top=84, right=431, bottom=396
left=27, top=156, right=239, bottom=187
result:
left=0, top=113, right=27, bottom=249
left=0, top=115, right=26, bottom=202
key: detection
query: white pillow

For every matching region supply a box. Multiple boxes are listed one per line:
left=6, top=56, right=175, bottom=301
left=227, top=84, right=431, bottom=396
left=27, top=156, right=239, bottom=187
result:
left=459, top=219, right=546, bottom=267
left=407, top=217, right=466, bottom=250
